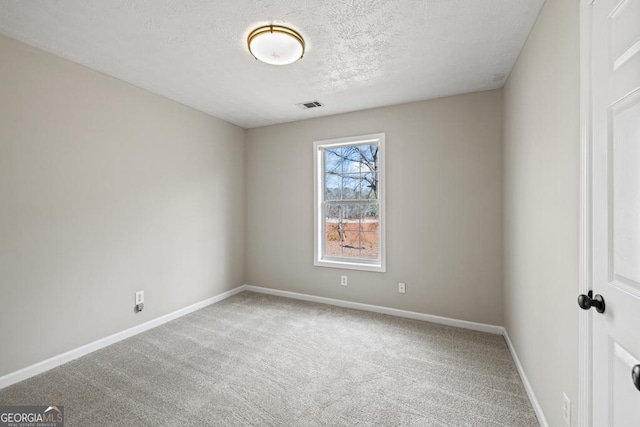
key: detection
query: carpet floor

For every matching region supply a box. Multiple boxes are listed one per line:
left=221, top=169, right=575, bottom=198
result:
left=0, top=291, right=539, bottom=426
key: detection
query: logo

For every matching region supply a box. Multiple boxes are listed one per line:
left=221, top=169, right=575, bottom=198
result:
left=0, top=406, right=64, bottom=427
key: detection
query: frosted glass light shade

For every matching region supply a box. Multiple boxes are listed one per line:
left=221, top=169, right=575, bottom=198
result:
left=248, top=25, right=305, bottom=65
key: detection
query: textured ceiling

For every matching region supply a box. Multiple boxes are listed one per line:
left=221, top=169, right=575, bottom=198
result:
left=0, top=0, right=544, bottom=128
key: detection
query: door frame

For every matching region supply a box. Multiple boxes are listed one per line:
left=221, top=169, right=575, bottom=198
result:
left=578, top=1, right=594, bottom=426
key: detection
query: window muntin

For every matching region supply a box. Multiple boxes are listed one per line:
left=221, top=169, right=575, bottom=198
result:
left=314, top=134, right=385, bottom=272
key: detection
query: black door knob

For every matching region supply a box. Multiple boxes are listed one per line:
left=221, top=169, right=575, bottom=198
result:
left=633, top=365, right=640, bottom=392
left=577, top=291, right=605, bottom=313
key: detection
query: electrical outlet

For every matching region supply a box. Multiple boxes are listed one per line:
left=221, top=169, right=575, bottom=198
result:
left=134, top=291, right=144, bottom=313
left=398, top=282, right=406, bottom=294
left=562, top=392, right=570, bottom=425
left=341, top=275, right=348, bottom=286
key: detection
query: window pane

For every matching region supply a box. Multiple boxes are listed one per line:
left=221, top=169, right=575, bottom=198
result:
left=342, top=230, right=362, bottom=249
left=342, top=175, right=360, bottom=199
left=325, top=203, right=337, bottom=218
left=323, top=202, right=379, bottom=261
left=324, top=145, right=378, bottom=202
left=342, top=246, right=361, bottom=258
left=325, top=225, right=342, bottom=257
left=363, top=203, right=379, bottom=221
left=362, top=172, right=377, bottom=199
left=325, top=173, right=341, bottom=200
left=341, top=219, right=360, bottom=231
left=360, top=204, right=379, bottom=259
left=359, top=232, right=379, bottom=259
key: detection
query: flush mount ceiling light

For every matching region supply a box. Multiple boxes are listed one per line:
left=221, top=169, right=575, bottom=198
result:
left=248, top=25, right=305, bottom=65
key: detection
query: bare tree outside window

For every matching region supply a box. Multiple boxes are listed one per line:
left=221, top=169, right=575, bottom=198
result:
left=323, top=143, right=379, bottom=260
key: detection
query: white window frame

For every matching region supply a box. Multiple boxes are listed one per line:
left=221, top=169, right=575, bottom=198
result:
left=313, top=133, right=386, bottom=272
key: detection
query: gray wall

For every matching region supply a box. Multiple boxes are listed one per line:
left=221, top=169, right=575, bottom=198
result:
left=503, top=0, right=580, bottom=425
left=0, top=35, right=246, bottom=377
left=246, top=90, right=504, bottom=326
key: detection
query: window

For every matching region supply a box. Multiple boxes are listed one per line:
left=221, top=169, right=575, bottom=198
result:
left=313, top=133, right=385, bottom=272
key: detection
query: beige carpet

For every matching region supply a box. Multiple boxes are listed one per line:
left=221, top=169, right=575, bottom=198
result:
left=0, top=291, right=539, bottom=426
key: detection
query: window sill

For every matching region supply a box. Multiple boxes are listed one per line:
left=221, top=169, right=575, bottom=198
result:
left=314, top=259, right=386, bottom=273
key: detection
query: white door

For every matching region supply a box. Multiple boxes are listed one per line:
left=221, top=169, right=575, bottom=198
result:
left=590, top=0, right=640, bottom=425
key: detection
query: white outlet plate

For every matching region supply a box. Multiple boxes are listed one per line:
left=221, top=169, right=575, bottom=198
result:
left=135, top=291, right=144, bottom=305
left=562, top=392, right=570, bottom=425
left=399, top=282, right=406, bottom=294
left=341, top=276, right=348, bottom=286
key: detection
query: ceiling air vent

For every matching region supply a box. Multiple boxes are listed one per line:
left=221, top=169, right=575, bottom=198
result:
left=296, top=100, right=324, bottom=110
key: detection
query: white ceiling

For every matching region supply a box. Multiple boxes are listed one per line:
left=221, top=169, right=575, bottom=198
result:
left=0, top=0, right=544, bottom=129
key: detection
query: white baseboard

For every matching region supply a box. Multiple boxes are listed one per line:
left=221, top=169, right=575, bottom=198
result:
left=0, top=285, right=246, bottom=390
left=1, top=283, right=548, bottom=427
left=502, top=329, right=548, bottom=427
left=243, top=285, right=504, bottom=335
